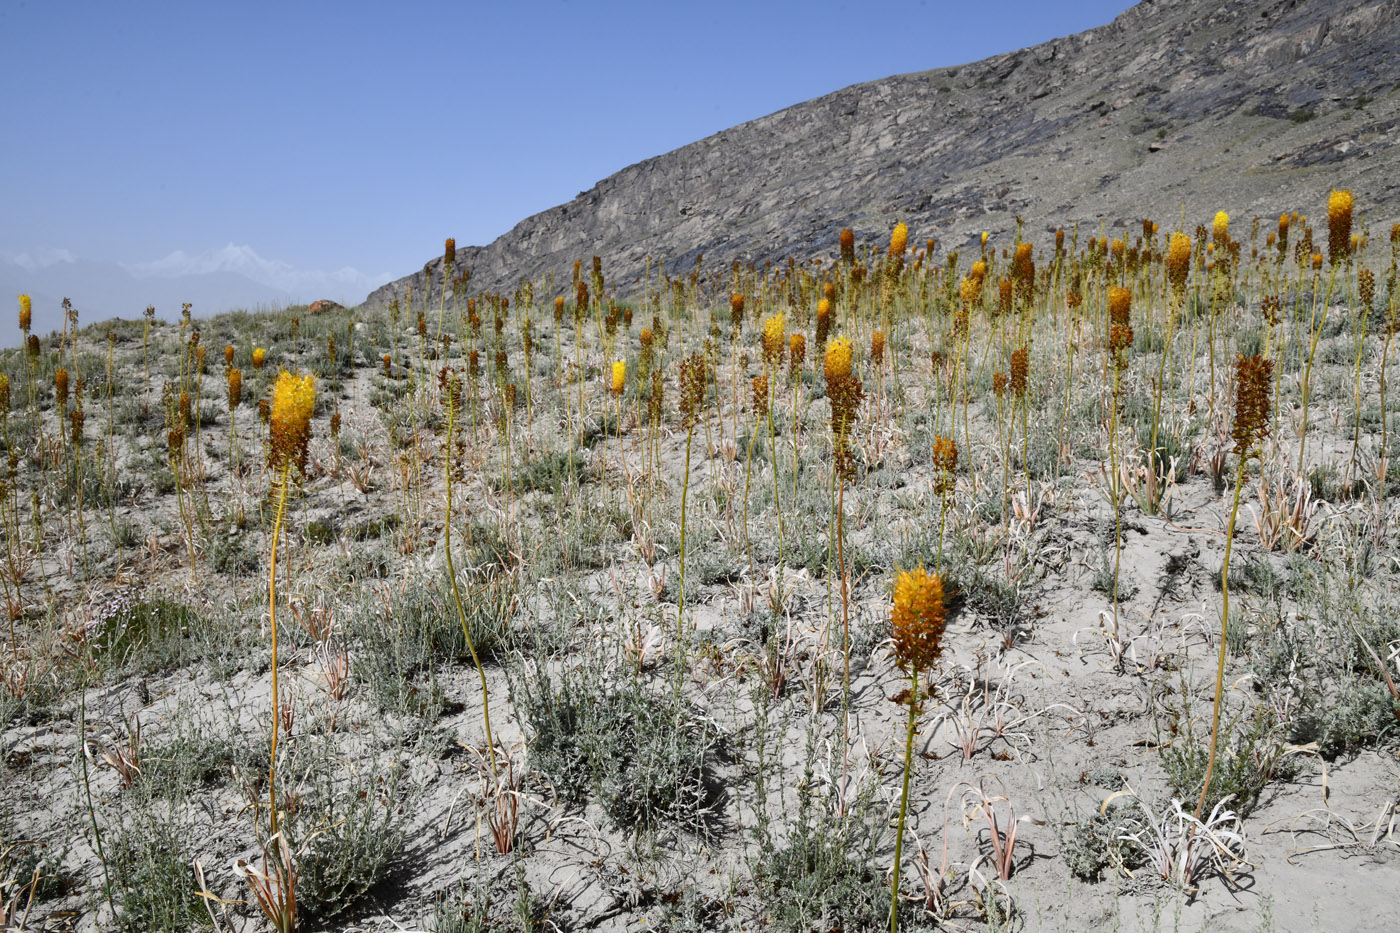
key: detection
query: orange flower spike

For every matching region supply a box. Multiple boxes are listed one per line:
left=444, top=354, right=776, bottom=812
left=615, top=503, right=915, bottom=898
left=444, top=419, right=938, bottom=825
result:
left=891, top=567, right=947, bottom=673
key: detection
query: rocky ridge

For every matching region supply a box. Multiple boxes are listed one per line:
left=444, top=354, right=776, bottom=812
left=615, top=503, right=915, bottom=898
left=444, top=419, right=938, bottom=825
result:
left=366, top=0, right=1400, bottom=308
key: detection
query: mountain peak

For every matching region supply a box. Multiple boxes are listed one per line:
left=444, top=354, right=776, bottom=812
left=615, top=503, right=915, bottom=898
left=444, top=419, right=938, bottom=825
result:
left=368, top=0, right=1399, bottom=309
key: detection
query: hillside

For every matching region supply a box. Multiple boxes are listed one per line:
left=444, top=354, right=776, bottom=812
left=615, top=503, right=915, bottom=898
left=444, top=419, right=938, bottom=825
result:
left=366, top=0, right=1400, bottom=308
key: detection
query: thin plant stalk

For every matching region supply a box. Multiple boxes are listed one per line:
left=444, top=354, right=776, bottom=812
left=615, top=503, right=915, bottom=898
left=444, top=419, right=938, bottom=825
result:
left=890, top=667, right=919, bottom=933
left=443, top=371, right=498, bottom=779
left=267, top=463, right=291, bottom=836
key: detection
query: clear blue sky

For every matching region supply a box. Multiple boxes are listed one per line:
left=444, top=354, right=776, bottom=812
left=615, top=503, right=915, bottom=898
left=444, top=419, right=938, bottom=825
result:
left=3, top=0, right=1133, bottom=289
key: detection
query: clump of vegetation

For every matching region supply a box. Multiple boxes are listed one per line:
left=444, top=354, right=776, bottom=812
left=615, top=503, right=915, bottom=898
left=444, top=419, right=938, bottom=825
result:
left=510, top=648, right=716, bottom=837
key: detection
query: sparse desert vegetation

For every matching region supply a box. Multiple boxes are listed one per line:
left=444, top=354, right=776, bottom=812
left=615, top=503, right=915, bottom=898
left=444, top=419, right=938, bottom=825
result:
left=3, top=198, right=1399, bottom=933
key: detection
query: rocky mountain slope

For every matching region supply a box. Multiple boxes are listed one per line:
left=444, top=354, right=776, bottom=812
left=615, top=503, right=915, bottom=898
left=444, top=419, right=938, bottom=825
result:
left=366, top=0, right=1400, bottom=307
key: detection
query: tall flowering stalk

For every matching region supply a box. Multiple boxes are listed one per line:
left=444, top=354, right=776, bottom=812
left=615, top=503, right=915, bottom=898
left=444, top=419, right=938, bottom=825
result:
left=1010, top=345, right=1029, bottom=501
left=1381, top=243, right=1399, bottom=493
left=760, top=313, right=786, bottom=560
left=266, top=370, right=315, bottom=836
left=440, top=367, right=497, bottom=779
left=227, top=366, right=243, bottom=479
left=71, top=379, right=88, bottom=575
left=889, top=568, right=946, bottom=933
left=676, top=353, right=707, bottom=679
left=825, top=337, right=863, bottom=725
left=743, top=374, right=768, bottom=582
left=730, top=293, right=746, bottom=443
left=438, top=238, right=455, bottom=340
left=18, top=296, right=36, bottom=418
left=1197, top=354, right=1271, bottom=819
left=1151, top=233, right=1192, bottom=497
left=1327, top=189, right=1353, bottom=268
left=1350, top=268, right=1376, bottom=481
left=142, top=305, right=154, bottom=385
left=994, top=371, right=1010, bottom=529
left=1106, top=288, right=1134, bottom=647
left=932, top=436, right=957, bottom=572
left=610, top=360, right=632, bottom=491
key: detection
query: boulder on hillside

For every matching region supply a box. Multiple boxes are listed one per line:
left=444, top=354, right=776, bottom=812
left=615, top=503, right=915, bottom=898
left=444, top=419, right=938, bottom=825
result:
left=307, top=299, right=344, bottom=315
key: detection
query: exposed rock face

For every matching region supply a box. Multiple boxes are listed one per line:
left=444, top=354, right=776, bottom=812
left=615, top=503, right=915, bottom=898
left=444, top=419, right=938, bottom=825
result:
left=365, top=0, right=1399, bottom=308
left=307, top=299, right=345, bottom=315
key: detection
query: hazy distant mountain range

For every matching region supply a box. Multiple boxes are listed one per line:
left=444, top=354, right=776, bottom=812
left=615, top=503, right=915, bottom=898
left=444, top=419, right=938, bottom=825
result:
left=368, top=0, right=1400, bottom=310
left=1, top=245, right=390, bottom=348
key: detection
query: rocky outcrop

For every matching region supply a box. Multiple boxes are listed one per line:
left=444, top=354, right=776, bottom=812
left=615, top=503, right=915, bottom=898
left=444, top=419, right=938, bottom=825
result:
left=365, top=0, right=1400, bottom=309
left=307, top=299, right=345, bottom=315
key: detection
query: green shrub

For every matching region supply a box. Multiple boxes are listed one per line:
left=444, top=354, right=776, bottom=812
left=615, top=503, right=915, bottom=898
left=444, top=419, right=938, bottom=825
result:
left=430, top=865, right=548, bottom=933
left=291, top=761, right=408, bottom=922
left=88, top=588, right=206, bottom=675
left=110, top=818, right=209, bottom=931
left=510, top=655, right=717, bottom=837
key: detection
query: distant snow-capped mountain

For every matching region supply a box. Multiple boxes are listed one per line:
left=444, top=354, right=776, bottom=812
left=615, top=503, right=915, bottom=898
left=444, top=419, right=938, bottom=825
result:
left=2, top=245, right=391, bottom=349
left=125, top=244, right=390, bottom=300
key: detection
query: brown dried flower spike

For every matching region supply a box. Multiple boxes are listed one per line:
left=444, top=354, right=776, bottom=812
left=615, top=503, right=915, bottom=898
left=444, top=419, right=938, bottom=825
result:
left=679, top=353, right=707, bottom=431
left=1010, top=347, right=1029, bottom=399
left=932, top=435, right=957, bottom=498
left=1231, top=354, right=1272, bottom=459
left=789, top=333, right=806, bottom=378
left=751, top=374, right=770, bottom=418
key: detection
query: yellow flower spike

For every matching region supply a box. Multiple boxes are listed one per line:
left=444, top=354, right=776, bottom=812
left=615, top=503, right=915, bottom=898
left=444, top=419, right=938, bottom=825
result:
left=1108, top=286, right=1132, bottom=326
left=227, top=367, right=242, bottom=411
left=960, top=275, right=982, bottom=306
left=252, top=347, right=267, bottom=370
left=789, top=333, right=806, bottom=374
left=18, top=295, right=32, bottom=334
left=611, top=360, right=626, bottom=397
left=816, top=299, right=832, bottom=347
left=269, top=370, right=315, bottom=476
left=1167, top=232, right=1192, bottom=294
left=1213, top=211, right=1230, bottom=244
left=761, top=313, right=785, bottom=367
left=1328, top=189, right=1354, bottom=264
left=823, top=336, right=852, bottom=385
left=891, top=567, right=947, bottom=673
left=889, top=222, right=908, bottom=259
left=888, top=562, right=947, bottom=931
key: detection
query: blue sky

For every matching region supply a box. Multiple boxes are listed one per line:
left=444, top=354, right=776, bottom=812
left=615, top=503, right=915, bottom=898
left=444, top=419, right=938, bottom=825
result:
left=3, top=0, right=1132, bottom=312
